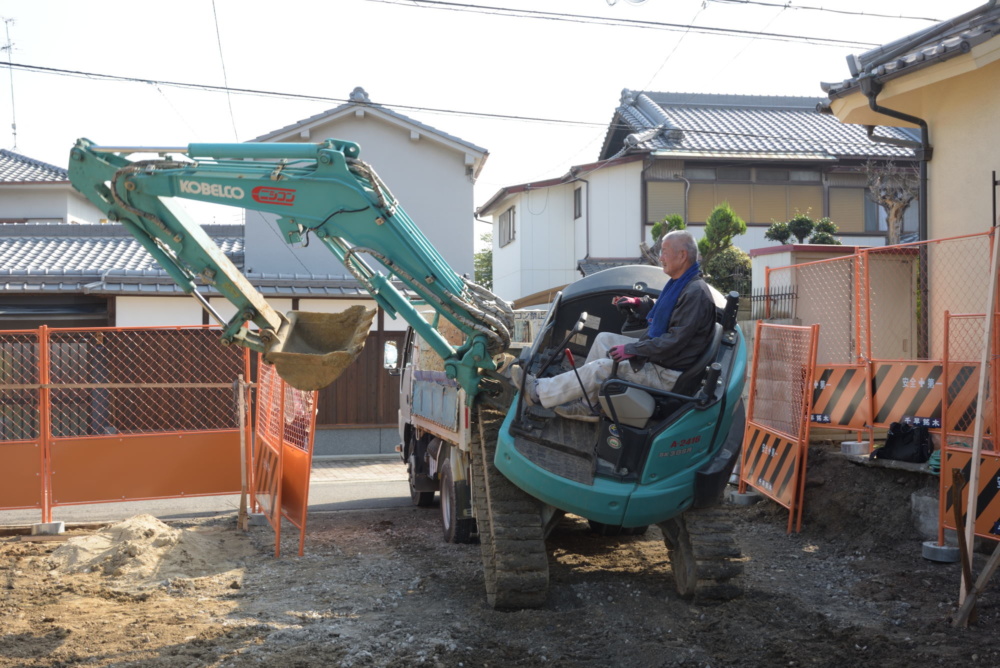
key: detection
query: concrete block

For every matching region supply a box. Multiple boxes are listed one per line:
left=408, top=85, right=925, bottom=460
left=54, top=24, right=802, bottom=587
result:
left=31, top=521, right=65, bottom=536
left=726, top=488, right=761, bottom=506
left=248, top=513, right=269, bottom=527
left=922, top=540, right=960, bottom=563
left=840, top=440, right=870, bottom=456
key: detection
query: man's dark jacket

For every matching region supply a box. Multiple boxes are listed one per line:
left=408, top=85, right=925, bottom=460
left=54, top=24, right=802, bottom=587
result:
left=622, top=275, right=717, bottom=371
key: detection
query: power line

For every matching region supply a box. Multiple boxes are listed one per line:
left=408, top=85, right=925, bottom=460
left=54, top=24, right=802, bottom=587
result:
left=364, top=0, right=880, bottom=48
left=707, top=0, right=944, bottom=23
left=1, top=61, right=604, bottom=129
left=1, top=60, right=912, bottom=154
left=211, top=0, right=239, bottom=142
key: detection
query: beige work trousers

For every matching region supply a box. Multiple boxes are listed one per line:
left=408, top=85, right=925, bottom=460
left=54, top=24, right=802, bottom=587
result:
left=534, top=332, right=681, bottom=409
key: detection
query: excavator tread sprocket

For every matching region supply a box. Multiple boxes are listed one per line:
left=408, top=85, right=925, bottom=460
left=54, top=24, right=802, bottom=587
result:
left=658, top=506, right=744, bottom=601
left=470, top=403, right=549, bottom=610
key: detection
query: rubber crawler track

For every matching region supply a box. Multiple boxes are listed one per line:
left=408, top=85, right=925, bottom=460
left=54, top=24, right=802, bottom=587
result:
left=658, top=506, right=744, bottom=601
left=470, top=403, right=549, bottom=609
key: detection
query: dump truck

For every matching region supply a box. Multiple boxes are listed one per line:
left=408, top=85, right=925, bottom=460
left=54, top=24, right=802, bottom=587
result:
left=68, top=138, right=747, bottom=608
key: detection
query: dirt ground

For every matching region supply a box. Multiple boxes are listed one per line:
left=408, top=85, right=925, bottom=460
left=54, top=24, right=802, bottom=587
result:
left=2, top=447, right=998, bottom=668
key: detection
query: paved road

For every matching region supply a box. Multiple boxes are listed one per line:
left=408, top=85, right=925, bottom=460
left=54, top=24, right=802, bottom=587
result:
left=0, top=457, right=413, bottom=527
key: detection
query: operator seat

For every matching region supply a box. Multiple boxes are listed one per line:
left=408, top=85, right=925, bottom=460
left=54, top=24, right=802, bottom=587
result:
left=598, top=322, right=723, bottom=429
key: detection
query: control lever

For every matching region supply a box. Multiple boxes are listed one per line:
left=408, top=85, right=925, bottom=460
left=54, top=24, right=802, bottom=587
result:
left=722, top=292, right=739, bottom=331
left=698, top=362, right=723, bottom=404
left=565, top=348, right=598, bottom=414
left=537, top=312, right=588, bottom=377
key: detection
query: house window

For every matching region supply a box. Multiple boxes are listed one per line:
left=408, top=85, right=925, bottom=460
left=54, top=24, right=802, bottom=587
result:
left=684, top=167, right=716, bottom=180
left=499, top=206, right=516, bottom=247
left=717, top=167, right=751, bottom=181
left=574, top=187, right=582, bottom=219
left=757, top=169, right=790, bottom=182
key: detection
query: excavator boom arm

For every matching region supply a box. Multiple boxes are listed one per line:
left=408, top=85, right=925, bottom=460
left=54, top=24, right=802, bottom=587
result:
left=67, top=138, right=511, bottom=395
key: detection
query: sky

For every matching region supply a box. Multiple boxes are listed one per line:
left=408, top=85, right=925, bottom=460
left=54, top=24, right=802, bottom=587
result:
left=0, top=0, right=984, bottom=234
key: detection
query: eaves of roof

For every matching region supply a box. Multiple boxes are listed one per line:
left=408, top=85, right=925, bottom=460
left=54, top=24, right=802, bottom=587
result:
left=822, top=5, right=1000, bottom=99
left=252, top=88, right=488, bottom=178
left=0, top=267, right=410, bottom=299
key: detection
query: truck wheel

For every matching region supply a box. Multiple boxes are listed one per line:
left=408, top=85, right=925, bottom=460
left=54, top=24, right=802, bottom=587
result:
left=408, top=453, right=435, bottom=507
left=440, top=456, right=476, bottom=544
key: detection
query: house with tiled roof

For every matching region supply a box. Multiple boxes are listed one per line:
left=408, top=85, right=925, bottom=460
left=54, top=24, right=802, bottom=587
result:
left=0, top=149, right=105, bottom=225
left=478, top=89, right=919, bottom=307
left=821, top=2, right=1000, bottom=240
left=248, top=86, right=487, bottom=278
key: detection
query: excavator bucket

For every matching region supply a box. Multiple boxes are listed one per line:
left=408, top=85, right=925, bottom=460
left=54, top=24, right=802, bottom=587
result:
left=263, top=306, right=377, bottom=391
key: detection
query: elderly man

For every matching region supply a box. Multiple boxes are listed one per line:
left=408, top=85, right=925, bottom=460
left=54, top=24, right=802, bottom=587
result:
left=512, top=230, right=717, bottom=421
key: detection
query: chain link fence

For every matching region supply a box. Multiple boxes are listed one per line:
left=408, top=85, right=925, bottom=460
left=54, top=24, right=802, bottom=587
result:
left=43, top=328, right=247, bottom=437
left=0, top=331, right=40, bottom=442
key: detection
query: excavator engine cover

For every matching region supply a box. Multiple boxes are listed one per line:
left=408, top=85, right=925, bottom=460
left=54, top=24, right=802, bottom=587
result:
left=263, top=306, right=377, bottom=391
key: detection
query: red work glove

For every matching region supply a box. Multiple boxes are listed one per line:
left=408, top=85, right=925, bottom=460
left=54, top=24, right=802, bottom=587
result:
left=612, top=296, right=642, bottom=309
left=609, top=345, right=634, bottom=362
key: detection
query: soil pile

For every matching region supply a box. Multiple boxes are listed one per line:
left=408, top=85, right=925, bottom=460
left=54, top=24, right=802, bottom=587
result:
left=47, top=514, right=256, bottom=589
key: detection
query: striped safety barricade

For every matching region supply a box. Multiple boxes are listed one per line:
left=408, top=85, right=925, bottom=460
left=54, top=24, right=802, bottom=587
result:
left=810, top=363, right=871, bottom=436
left=740, top=322, right=819, bottom=533
left=252, top=358, right=318, bottom=557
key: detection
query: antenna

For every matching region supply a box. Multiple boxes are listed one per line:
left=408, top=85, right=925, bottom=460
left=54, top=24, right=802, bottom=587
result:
left=2, top=18, right=15, bottom=150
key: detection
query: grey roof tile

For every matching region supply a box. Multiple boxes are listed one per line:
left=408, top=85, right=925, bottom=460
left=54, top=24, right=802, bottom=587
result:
left=602, top=90, right=917, bottom=161
left=0, top=149, right=68, bottom=183
left=0, top=223, right=243, bottom=272
left=823, top=6, right=1000, bottom=99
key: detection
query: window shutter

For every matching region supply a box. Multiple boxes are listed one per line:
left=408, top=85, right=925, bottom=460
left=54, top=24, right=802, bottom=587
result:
left=688, top=184, right=716, bottom=223
left=829, top=188, right=865, bottom=232
left=788, top=185, right=824, bottom=221
left=715, top=184, right=751, bottom=223
left=754, top=185, right=788, bottom=224
left=646, top=181, right=686, bottom=224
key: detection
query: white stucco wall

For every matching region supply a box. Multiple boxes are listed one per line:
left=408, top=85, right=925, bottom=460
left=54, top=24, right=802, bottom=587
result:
left=518, top=183, right=577, bottom=299
left=245, top=112, right=478, bottom=280
left=0, top=184, right=105, bottom=223
left=585, top=161, right=643, bottom=258
left=115, top=297, right=204, bottom=327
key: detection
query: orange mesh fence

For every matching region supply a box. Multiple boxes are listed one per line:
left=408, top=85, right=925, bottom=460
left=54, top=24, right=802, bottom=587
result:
left=765, top=255, right=862, bottom=365
left=741, top=322, right=818, bottom=532
left=943, top=314, right=996, bottom=442
left=863, top=233, right=992, bottom=361
left=0, top=330, right=43, bottom=510
left=761, top=231, right=997, bottom=441
left=1, top=325, right=250, bottom=522
left=252, top=358, right=317, bottom=557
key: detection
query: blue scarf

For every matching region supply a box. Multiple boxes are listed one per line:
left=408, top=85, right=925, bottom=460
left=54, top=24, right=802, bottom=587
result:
left=647, top=262, right=700, bottom=338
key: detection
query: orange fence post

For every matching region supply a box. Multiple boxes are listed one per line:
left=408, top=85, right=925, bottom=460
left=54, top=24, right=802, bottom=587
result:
left=39, top=325, right=52, bottom=524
